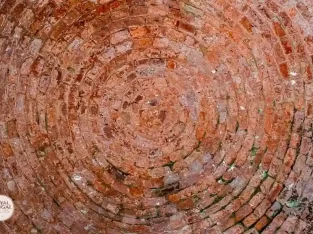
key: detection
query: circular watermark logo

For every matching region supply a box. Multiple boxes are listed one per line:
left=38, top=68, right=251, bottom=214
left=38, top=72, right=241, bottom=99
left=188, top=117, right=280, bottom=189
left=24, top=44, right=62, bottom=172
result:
left=0, top=195, right=14, bottom=221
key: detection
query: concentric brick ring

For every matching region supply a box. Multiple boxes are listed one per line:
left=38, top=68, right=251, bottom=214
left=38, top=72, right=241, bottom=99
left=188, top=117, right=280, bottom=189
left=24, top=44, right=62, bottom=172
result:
left=1, top=0, right=313, bottom=233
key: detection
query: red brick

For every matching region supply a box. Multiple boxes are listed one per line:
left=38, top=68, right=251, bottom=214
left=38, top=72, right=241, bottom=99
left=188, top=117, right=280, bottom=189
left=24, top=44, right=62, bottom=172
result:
left=255, top=216, right=270, bottom=231
left=50, top=21, right=67, bottom=40
left=177, top=198, right=194, bottom=210
left=176, top=21, right=196, bottom=34
left=133, top=37, right=153, bottom=48
left=243, top=213, right=259, bottom=227
left=280, top=37, right=293, bottom=54
left=6, top=119, right=18, bottom=138
left=235, top=204, right=253, bottom=222
left=273, top=21, right=286, bottom=37
left=279, top=63, right=289, bottom=78
left=240, top=16, right=253, bottom=32
left=0, top=142, right=14, bottom=157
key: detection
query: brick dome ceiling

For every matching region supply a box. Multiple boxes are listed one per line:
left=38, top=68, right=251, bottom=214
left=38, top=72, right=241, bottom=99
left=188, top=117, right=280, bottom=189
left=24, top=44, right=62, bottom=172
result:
left=0, top=0, right=313, bottom=233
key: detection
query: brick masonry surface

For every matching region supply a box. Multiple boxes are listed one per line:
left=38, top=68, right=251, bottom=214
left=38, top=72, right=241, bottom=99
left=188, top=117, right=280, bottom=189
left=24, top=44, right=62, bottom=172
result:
left=0, top=0, right=313, bottom=233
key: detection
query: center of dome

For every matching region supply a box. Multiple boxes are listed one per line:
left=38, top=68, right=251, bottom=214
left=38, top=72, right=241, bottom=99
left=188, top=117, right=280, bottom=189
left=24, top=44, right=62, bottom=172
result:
left=118, top=77, right=184, bottom=143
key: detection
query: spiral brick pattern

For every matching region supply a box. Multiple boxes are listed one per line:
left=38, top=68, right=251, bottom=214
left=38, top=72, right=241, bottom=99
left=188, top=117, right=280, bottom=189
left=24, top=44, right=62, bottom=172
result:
left=0, top=0, right=313, bottom=233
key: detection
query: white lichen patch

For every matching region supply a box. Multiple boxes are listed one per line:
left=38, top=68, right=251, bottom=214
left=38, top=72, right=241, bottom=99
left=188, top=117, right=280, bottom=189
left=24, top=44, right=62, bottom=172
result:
left=72, top=174, right=82, bottom=181
left=289, top=71, right=297, bottom=76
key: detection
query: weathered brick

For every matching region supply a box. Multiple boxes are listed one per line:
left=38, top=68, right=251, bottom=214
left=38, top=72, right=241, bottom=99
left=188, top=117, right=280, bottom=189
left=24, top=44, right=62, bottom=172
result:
left=110, top=29, right=130, bottom=44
